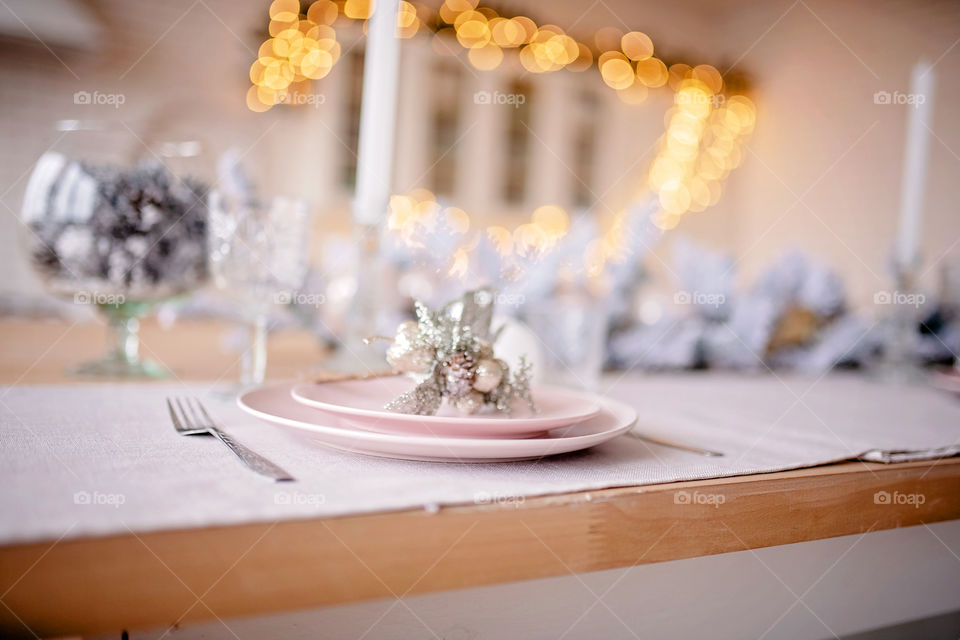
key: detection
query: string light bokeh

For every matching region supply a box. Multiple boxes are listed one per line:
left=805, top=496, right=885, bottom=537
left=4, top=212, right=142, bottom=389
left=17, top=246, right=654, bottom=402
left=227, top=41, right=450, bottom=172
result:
left=248, top=0, right=757, bottom=278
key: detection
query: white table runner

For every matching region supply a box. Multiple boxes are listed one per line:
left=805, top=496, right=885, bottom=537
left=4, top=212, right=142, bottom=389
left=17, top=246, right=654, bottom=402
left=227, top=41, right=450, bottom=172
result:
left=2, top=373, right=959, bottom=545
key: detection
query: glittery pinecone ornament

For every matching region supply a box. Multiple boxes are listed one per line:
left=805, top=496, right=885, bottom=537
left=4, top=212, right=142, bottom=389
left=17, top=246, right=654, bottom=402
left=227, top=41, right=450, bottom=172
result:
left=379, top=288, right=537, bottom=416
left=440, top=351, right=476, bottom=398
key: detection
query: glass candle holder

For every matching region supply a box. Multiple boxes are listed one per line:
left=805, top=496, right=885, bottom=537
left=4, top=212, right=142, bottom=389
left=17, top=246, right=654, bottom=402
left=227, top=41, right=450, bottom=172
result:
left=525, top=292, right=609, bottom=391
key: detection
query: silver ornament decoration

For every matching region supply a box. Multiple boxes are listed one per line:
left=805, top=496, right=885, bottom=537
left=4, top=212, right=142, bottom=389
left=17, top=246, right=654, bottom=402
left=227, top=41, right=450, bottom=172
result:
left=385, top=320, right=435, bottom=374
left=440, top=351, right=476, bottom=397
left=455, top=390, right=484, bottom=415
left=472, top=358, right=503, bottom=392
left=395, top=320, right=420, bottom=344
left=386, top=344, right=434, bottom=374
left=377, top=288, right=537, bottom=416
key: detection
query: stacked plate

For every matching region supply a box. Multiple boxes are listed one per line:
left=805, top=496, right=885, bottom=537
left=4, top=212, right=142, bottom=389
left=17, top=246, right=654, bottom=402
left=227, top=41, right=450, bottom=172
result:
left=238, top=376, right=637, bottom=462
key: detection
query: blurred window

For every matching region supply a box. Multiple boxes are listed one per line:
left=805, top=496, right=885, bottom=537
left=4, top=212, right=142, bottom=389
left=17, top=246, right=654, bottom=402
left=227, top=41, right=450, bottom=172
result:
left=429, top=60, right=463, bottom=197
left=571, top=86, right=599, bottom=209
left=340, top=48, right=365, bottom=190
left=503, top=78, right=533, bottom=204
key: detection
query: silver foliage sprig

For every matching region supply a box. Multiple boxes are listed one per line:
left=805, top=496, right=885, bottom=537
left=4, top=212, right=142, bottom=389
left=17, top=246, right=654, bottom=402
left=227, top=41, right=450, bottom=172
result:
left=383, top=288, right=537, bottom=416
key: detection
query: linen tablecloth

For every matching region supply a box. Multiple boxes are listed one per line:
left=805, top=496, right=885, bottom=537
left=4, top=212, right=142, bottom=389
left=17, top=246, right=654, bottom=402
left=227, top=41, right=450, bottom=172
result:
left=1, top=373, right=959, bottom=545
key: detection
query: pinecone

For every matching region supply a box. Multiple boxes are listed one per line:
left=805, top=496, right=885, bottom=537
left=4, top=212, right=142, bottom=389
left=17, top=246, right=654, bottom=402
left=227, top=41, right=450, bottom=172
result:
left=440, top=350, right=477, bottom=398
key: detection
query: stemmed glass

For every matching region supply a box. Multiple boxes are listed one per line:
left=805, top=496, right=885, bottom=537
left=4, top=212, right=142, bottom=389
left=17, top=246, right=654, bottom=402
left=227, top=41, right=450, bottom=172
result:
left=526, top=291, right=609, bottom=392
left=21, top=120, right=209, bottom=378
left=208, top=192, right=312, bottom=388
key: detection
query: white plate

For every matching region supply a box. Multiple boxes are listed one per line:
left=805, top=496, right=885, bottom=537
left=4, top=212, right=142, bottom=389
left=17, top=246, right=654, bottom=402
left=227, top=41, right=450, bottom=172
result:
left=289, top=378, right=601, bottom=438
left=239, top=383, right=636, bottom=462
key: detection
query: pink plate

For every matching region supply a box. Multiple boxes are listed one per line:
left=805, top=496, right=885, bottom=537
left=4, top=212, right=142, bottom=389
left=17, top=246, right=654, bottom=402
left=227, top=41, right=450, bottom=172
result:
left=931, top=368, right=960, bottom=394
left=238, top=383, right=636, bottom=462
left=289, top=378, right=602, bottom=438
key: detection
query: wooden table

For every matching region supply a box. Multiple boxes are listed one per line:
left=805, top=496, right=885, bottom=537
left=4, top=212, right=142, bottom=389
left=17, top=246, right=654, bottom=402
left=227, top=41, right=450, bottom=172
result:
left=1, top=318, right=959, bottom=638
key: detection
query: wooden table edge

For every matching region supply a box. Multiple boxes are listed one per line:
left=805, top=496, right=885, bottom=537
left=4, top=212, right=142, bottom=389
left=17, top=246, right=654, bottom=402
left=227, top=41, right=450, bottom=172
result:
left=2, top=457, right=959, bottom=637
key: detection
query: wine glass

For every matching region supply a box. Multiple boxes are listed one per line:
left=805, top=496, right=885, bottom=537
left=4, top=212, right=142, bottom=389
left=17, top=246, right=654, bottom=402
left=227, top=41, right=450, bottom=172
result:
left=526, top=290, right=609, bottom=391
left=20, top=120, right=209, bottom=377
left=208, top=191, right=312, bottom=387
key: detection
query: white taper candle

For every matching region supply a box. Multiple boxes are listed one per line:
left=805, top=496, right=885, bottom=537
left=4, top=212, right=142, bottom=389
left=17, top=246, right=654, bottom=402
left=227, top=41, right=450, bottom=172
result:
left=352, top=0, right=401, bottom=226
left=895, top=61, right=936, bottom=268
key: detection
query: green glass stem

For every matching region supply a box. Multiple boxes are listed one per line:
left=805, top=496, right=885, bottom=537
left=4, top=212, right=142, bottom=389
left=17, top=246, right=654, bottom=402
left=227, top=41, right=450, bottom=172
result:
left=71, top=301, right=171, bottom=378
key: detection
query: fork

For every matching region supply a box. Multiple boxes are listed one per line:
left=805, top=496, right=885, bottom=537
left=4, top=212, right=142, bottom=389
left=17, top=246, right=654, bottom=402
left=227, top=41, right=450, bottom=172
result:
left=167, top=397, right=295, bottom=481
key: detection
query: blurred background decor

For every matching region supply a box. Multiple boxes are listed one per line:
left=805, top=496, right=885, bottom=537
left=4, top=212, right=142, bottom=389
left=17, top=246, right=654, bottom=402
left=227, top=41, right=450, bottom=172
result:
left=0, top=0, right=958, bottom=385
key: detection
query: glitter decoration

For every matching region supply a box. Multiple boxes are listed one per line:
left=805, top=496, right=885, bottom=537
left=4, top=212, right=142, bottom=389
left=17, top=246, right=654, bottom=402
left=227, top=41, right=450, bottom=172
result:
left=382, top=288, right=537, bottom=416
left=440, top=351, right=477, bottom=398
left=454, top=390, right=485, bottom=415
left=385, top=320, right=435, bottom=374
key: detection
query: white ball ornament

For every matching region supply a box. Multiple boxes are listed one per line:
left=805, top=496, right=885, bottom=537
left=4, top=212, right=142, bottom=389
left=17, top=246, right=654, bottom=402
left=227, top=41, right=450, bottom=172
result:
left=472, top=358, right=503, bottom=392
left=455, top=390, right=485, bottom=415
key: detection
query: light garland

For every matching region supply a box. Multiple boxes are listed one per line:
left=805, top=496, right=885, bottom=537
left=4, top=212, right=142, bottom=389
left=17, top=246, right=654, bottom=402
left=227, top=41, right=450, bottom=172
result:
left=387, top=189, right=572, bottom=276
left=248, top=0, right=757, bottom=272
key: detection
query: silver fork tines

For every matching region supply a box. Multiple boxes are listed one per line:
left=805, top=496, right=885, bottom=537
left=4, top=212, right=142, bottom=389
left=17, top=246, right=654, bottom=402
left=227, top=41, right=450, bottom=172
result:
left=167, top=396, right=295, bottom=481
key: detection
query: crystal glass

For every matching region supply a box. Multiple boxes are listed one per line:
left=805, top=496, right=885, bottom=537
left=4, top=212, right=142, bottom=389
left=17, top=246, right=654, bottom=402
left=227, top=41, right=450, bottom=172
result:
left=526, top=292, right=609, bottom=391
left=874, top=262, right=925, bottom=382
left=208, top=192, right=311, bottom=387
left=20, top=120, right=209, bottom=377
left=939, top=263, right=960, bottom=373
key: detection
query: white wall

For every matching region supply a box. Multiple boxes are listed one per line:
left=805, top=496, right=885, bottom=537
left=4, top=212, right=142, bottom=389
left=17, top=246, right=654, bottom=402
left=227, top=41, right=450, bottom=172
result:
left=692, top=0, right=960, bottom=309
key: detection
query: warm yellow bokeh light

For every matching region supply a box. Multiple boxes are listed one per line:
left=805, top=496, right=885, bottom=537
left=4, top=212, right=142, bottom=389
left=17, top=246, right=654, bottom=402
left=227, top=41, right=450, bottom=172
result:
left=300, top=49, right=333, bottom=79
left=635, top=57, right=668, bottom=87
left=306, top=0, right=338, bottom=25
left=344, top=0, right=373, bottom=20
left=454, top=10, right=486, bottom=29
left=511, top=16, right=537, bottom=42
left=597, top=50, right=627, bottom=67
left=600, top=58, right=634, bottom=90
left=456, top=19, right=492, bottom=49
left=513, top=223, right=549, bottom=257
left=246, top=85, right=273, bottom=112
left=444, top=0, right=480, bottom=13
left=486, top=226, right=513, bottom=256
left=518, top=45, right=546, bottom=73
left=448, top=247, right=469, bottom=279
left=621, top=31, right=653, bottom=61
left=269, top=0, right=299, bottom=21
left=567, top=43, right=593, bottom=72
left=692, top=64, right=723, bottom=94
left=445, top=207, right=470, bottom=234
left=668, top=63, right=692, bottom=90
left=531, top=205, right=569, bottom=238
left=409, top=187, right=435, bottom=202
left=491, top=17, right=526, bottom=47
left=468, top=42, right=503, bottom=69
